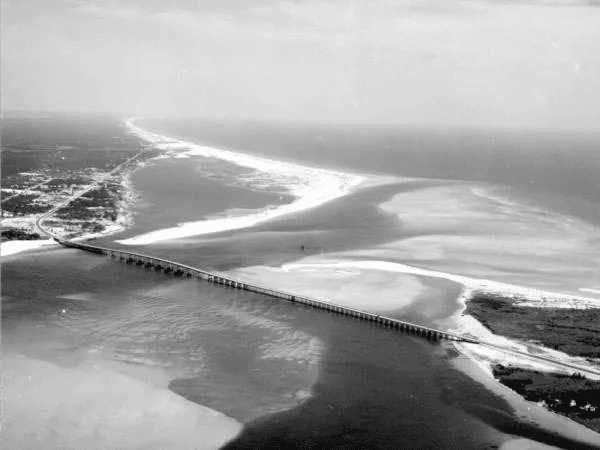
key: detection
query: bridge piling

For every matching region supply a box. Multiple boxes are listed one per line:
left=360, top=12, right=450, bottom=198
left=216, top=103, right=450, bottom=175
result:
left=50, top=239, right=476, bottom=345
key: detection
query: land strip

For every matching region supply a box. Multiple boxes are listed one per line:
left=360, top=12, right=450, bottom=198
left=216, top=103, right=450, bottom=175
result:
left=464, top=292, right=600, bottom=432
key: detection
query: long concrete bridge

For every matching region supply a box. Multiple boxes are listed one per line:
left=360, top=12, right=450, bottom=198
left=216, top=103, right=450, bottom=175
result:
left=31, top=148, right=600, bottom=378
left=54, top=238, right=479, bottom=343
left=30, top=146, right=476, bottom=343
left=47, top=237, right=600, bottom=379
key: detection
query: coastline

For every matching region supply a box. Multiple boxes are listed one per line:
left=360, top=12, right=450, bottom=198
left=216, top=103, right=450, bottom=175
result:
left=116, top=117, right=399, bottom=246
left=451, top=348, right=600, bottom=449
left=123, top=117, right=600, bottom=441
left=226, top=254, right=600, bottom=441
left=1, top=137, right=148, bottom=258
left=228, top=256, right=600, bottom=375
left=7, top=115, right=596, bottom=444
left=0, top=238, right=60, bottom=257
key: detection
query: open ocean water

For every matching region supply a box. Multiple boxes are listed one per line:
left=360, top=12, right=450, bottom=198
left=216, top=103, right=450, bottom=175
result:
left=2, top=113, right=600, bottom=449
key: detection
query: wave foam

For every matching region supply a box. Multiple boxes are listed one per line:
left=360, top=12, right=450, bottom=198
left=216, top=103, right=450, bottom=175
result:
left=118, top=118, right=390, bottom=245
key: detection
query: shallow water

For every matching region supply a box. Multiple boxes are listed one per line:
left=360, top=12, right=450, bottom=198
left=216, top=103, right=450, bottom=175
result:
left=120, top=158, right=293, bottom=240
left=118, top=118, right=600, bottom=300
left=5, top=251, right=597, bottom=449
left=4, top=115, right=600, bottom=449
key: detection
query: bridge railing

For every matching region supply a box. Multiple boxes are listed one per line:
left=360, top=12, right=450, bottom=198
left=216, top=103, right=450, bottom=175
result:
left=53, top=239, right=600, bottom=376
left=55, top=237, right=478, bottom=343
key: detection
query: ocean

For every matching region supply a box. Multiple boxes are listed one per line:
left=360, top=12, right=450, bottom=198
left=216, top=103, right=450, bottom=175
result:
left=3, top=113, right=600, bottom=449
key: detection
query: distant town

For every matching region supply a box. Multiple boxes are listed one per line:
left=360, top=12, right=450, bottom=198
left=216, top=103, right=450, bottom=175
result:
left=1, top=142, right=160, bottom=242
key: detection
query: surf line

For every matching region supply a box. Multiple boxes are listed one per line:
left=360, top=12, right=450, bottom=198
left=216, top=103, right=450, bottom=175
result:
left=116, top=118, right=394, bottom=245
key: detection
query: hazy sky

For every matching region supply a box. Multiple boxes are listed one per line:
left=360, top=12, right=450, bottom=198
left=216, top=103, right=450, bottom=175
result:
left=2, top=0, right=600, bottom=130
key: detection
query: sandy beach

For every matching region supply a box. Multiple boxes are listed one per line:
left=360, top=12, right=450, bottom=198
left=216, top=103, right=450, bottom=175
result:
left=117, top=118, right=399, bottom=246
left=5, top=117, right=598, bottom=447
left=0, top=238, right=60, bottom=257
left=225, top=254, right=600, bottom=446
left=236, top=256, right=600, bottom=375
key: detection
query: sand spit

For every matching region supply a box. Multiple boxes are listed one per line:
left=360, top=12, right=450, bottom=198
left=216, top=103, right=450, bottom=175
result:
left=230, top=257, right=600, bottom=379
left=0, top=238, right=60, bottom=257
left=117, top=118, right=398, bottom=245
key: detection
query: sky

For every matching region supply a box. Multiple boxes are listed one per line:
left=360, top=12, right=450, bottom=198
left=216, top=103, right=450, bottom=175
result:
left=2, top=0, right=600, bottom=130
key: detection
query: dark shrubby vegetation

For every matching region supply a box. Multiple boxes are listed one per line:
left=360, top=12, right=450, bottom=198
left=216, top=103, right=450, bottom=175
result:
left=55, top=200, right=96, bottom=220
left=1, top=195, right=53, bottom=215
left=80, top=222, right=106, bottom=233
left=47, top=176, right=89, bottom=187
left=466, top=293, right=600, bottom=359
left=1, top=175, right=38, bottom=189
left=1, top=229, right=42, bottom=241
left=55, top=185, right=118, bottom=221
left=493, top=365, right=600, bottom=432
left=82, top=186, right=113, bottom=204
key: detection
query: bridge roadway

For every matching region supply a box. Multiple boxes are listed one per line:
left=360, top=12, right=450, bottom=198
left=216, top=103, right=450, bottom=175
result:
left=54, top=238, right=478, bottom=343
left=48, top=238, right=600, bottom=378
left=32, top=147, right=600, bottom=375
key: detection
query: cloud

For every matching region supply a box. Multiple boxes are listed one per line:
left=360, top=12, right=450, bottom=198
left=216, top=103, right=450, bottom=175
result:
left=64, top=0, right=144, bottom=19
left=4, top=0, right=600, bottom=129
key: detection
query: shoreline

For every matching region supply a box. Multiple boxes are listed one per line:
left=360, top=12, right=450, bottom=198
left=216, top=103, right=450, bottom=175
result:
left=122, top=118, right=600, bottom=438
left=230, top=256, right=600, bottom=375
left=116, top=117, right=400, bottom=246
left=6, top=116, right=598, bottom=443
left=2, top=133, right=151, bottom=258
left=231, top=255, right=600, bottom=439
left=451, top=348, right=600, bottom=449
left=0, top=238, right=60, bottom=257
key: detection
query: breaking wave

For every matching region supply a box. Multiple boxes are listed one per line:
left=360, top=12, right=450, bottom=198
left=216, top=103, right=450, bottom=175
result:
left=118, top=118, right=390, bottom=245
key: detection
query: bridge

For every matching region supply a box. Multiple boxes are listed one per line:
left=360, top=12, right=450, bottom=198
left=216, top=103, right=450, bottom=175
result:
left=53, top=238, right=477, bottom=343
left=43, top=237, right=600, bottom=379
left=38, top=226, right=600, bottom=377
left=29, top=144, right=476, bottom=343
left=28, top=147, right=600, bottom=378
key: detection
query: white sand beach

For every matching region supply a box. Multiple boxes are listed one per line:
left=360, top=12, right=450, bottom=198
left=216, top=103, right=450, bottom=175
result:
left=117, top=119, right=398, bottom=245
left=0, top=239, right=60, bottom=257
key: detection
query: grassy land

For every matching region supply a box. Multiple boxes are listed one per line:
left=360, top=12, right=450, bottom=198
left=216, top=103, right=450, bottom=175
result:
left=1, top=229, right=42, bottom=241
left=493, top=365, right=600, bottom=433
left=1, top=194, right=53, bottom=215
left=1, top=114, right=165, bottom=240
left=55, top=185, right=120, bottom=221
left=465, top=293, right=600, bottom=360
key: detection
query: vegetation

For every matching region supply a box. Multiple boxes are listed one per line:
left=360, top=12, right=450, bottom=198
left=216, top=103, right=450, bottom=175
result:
left=47, top=176, right=90, bottom=186
left=466, top=293, right=600, bottom=359
left=1, top=120, right=163, bottom=239
left=493, top=365, right=600, bottom=432
left=1, top=194, right=53, bottom=215
left=55, top=186, right=117, bottom=220
left=1, top=229, right=42, bottom=241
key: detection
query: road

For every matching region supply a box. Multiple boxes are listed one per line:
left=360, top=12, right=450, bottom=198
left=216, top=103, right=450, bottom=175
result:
left=35, top=148, right=146, bottom=238
left=474, top=340, right=600, bottom=378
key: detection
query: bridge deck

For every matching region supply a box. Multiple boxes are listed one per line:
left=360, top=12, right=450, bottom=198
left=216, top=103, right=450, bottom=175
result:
left=56, top=238, right=478, bottom=343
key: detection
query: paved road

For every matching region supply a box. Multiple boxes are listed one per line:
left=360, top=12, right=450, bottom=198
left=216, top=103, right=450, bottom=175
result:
left=35, top=148, right=146, bottom=238
left=474, top=340, right=600, bottom=378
